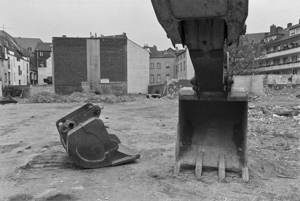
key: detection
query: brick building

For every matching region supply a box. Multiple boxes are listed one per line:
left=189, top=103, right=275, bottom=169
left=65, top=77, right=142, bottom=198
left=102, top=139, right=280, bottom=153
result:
left=259, top=20, right=300, bottom=74
left=53, top=33, right=149, bottom=94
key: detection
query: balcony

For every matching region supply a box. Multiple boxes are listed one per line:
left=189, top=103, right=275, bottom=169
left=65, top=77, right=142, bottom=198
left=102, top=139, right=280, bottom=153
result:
left=264, top=46, right=300, bottom=59
left=260, top=61, right=300, bottom=72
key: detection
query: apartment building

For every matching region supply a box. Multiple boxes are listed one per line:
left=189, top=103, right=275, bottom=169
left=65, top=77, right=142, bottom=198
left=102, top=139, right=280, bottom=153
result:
left=147, top=45, right=177, bottom=85
left=175, top=47, right=194, bottom=80
left=259, top=20, right=300, bottom=74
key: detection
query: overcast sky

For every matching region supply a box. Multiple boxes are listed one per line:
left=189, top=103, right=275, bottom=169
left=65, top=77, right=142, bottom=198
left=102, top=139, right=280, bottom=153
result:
left=1, top=0, right=299, bottom=50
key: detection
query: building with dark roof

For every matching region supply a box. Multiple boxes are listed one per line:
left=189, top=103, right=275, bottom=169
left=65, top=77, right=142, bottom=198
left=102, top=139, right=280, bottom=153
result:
left=259, top=20, right=300, bottom=74
left=0, top=30, right=30, bottom=86
left=35, top=42, right=52, bottom=84
left=245, top=32, right=268, bottom=43
left=14, top=37, right=42, bottom=53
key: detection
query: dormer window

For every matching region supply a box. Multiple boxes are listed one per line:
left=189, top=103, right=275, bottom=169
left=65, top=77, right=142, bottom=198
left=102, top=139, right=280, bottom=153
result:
left=290, top=27, right=300, bottom=36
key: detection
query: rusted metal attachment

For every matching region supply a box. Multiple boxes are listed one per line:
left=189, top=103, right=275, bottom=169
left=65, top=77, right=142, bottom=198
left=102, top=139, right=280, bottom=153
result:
left=56, top=103, right=140, bottom=168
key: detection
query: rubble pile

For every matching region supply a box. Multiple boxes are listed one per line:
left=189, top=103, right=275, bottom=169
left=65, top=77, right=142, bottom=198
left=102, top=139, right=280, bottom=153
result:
left=13, top=92, right=146, bottom=104
left=249, top=86, right=300, bottom=102
left=28, top=92, right=68, bottom=103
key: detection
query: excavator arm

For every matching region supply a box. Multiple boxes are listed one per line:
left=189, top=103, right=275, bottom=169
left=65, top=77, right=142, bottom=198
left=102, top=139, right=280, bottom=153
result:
left=151, top=0, right=249, bottom=181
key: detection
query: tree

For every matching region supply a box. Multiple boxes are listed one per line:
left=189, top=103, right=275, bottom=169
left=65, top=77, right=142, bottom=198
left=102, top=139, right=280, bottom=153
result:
left=226, top=36, right=265, bottom=75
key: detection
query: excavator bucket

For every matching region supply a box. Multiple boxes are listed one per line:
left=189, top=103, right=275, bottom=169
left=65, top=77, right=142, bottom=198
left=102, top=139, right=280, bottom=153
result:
left=175, top=88, right=249, bottom=181
left=56, top=103, right=140, bottom=168
left=151, top=0, right=250, bottom=181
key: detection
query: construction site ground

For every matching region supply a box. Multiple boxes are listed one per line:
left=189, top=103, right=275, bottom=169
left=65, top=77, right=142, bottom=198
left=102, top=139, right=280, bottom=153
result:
left=0, top=89, right=299, bottom=201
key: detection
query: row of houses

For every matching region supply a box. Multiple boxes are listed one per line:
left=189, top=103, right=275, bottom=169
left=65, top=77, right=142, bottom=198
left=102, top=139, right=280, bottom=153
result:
left=1, top=19, right=299, bottom=95
left=0, top=30, right=193, bottom=95
left=0, top=30, right=52, bottom=88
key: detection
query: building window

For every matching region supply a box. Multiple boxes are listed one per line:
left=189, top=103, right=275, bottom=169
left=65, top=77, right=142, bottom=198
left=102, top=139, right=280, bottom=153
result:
left=166, top=62, right=170, bottom=68
left=27, top=64, right=29, bottom=74
left=39, top=60, right=45, bottom=67
left=180, top=63, right=182, bottom=71
left=157, top=62, right=161, bottom=69
left=157, top=74, right=161, bottom=83
left=150, top=74, right=154, bottom=83
left=18, top=66, right=21, bottom=75
left=27, top=47, right=32, bottom=51
left=166, top=74, right=170, bottom=81
left=183, top=53, right=185, bottom=58
left=8, top=57, right=10, bottom=69
left=293, top=69, right=298, bottom=75
left=19, top=80, right=21, bottom=85
left=40, top=52, right=43, bottom=56
left=150, top=63, right=154, bottom=69
left=183, top=61, right=186, bottom=70
left=4, top=73, right=7, bottom=82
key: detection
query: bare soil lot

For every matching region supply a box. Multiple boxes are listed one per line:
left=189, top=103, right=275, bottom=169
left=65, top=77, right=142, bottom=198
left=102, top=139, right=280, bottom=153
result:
left=0, top=98, right=299, bottom=201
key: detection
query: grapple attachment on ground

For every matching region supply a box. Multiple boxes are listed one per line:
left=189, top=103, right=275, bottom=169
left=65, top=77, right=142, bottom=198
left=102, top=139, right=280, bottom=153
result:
left=56, top=103, right=140, bottom=168
left=151, top=0, right=249, bottom=180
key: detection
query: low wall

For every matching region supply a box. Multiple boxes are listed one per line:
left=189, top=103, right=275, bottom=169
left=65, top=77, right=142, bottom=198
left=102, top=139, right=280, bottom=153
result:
left=166, top=79, right=192, bottom=96
left=100, top=82, right=127, bottom=94
left=267, top=74, right=300, bottom=85
left=148, top=79, right=193, bottom=96
left=30, top=85, right=55, bottom=96
left=148, top=83, right=166, bottom=94
left=233, top=75, right=265, bottom=94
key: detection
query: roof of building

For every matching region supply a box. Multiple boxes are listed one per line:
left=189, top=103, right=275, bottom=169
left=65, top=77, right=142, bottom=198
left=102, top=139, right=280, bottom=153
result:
left=35, top=42, right=52, bottom=51
left=146, top=45, right=185, bottom=58
left=263, top=21, right=300, bottom=46
left=14, top=37, right=43, bottom=51
left=245, top=32, right=267, bottom=43
left=175, top=49, right=185, bottom=56
left=0, top=30, right=26, bottom=59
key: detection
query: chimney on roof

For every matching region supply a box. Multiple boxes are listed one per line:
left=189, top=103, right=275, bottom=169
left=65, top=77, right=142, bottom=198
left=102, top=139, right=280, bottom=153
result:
left=287, top=23, right=292, bottom=28
left=95, top=33, right=97, bottom=37
left=123, top=32, right=126, bottom=37
left=276, top=26, right=283, bottom=32
left=62, top=35, right=66, bottom=37
left=270, top=24, right=276, bottom=34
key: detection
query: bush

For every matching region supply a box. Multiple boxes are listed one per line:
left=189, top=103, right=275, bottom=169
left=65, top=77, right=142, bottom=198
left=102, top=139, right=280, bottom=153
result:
left=3, top=86, right=23, bottom=97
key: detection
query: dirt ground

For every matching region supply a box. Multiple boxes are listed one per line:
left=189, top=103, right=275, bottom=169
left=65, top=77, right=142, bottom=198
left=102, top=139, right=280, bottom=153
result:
left=0, top=97, right=299, bottom=201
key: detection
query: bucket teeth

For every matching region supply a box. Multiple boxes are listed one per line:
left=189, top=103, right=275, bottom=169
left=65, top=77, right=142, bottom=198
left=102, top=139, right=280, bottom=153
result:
left=174, top=161, right=181, bottom=176
left=195, top=152, right=204, bottom=179
left=242, top=167, right=249, bottom=181
left=218, top=154, right=226, bottom=180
